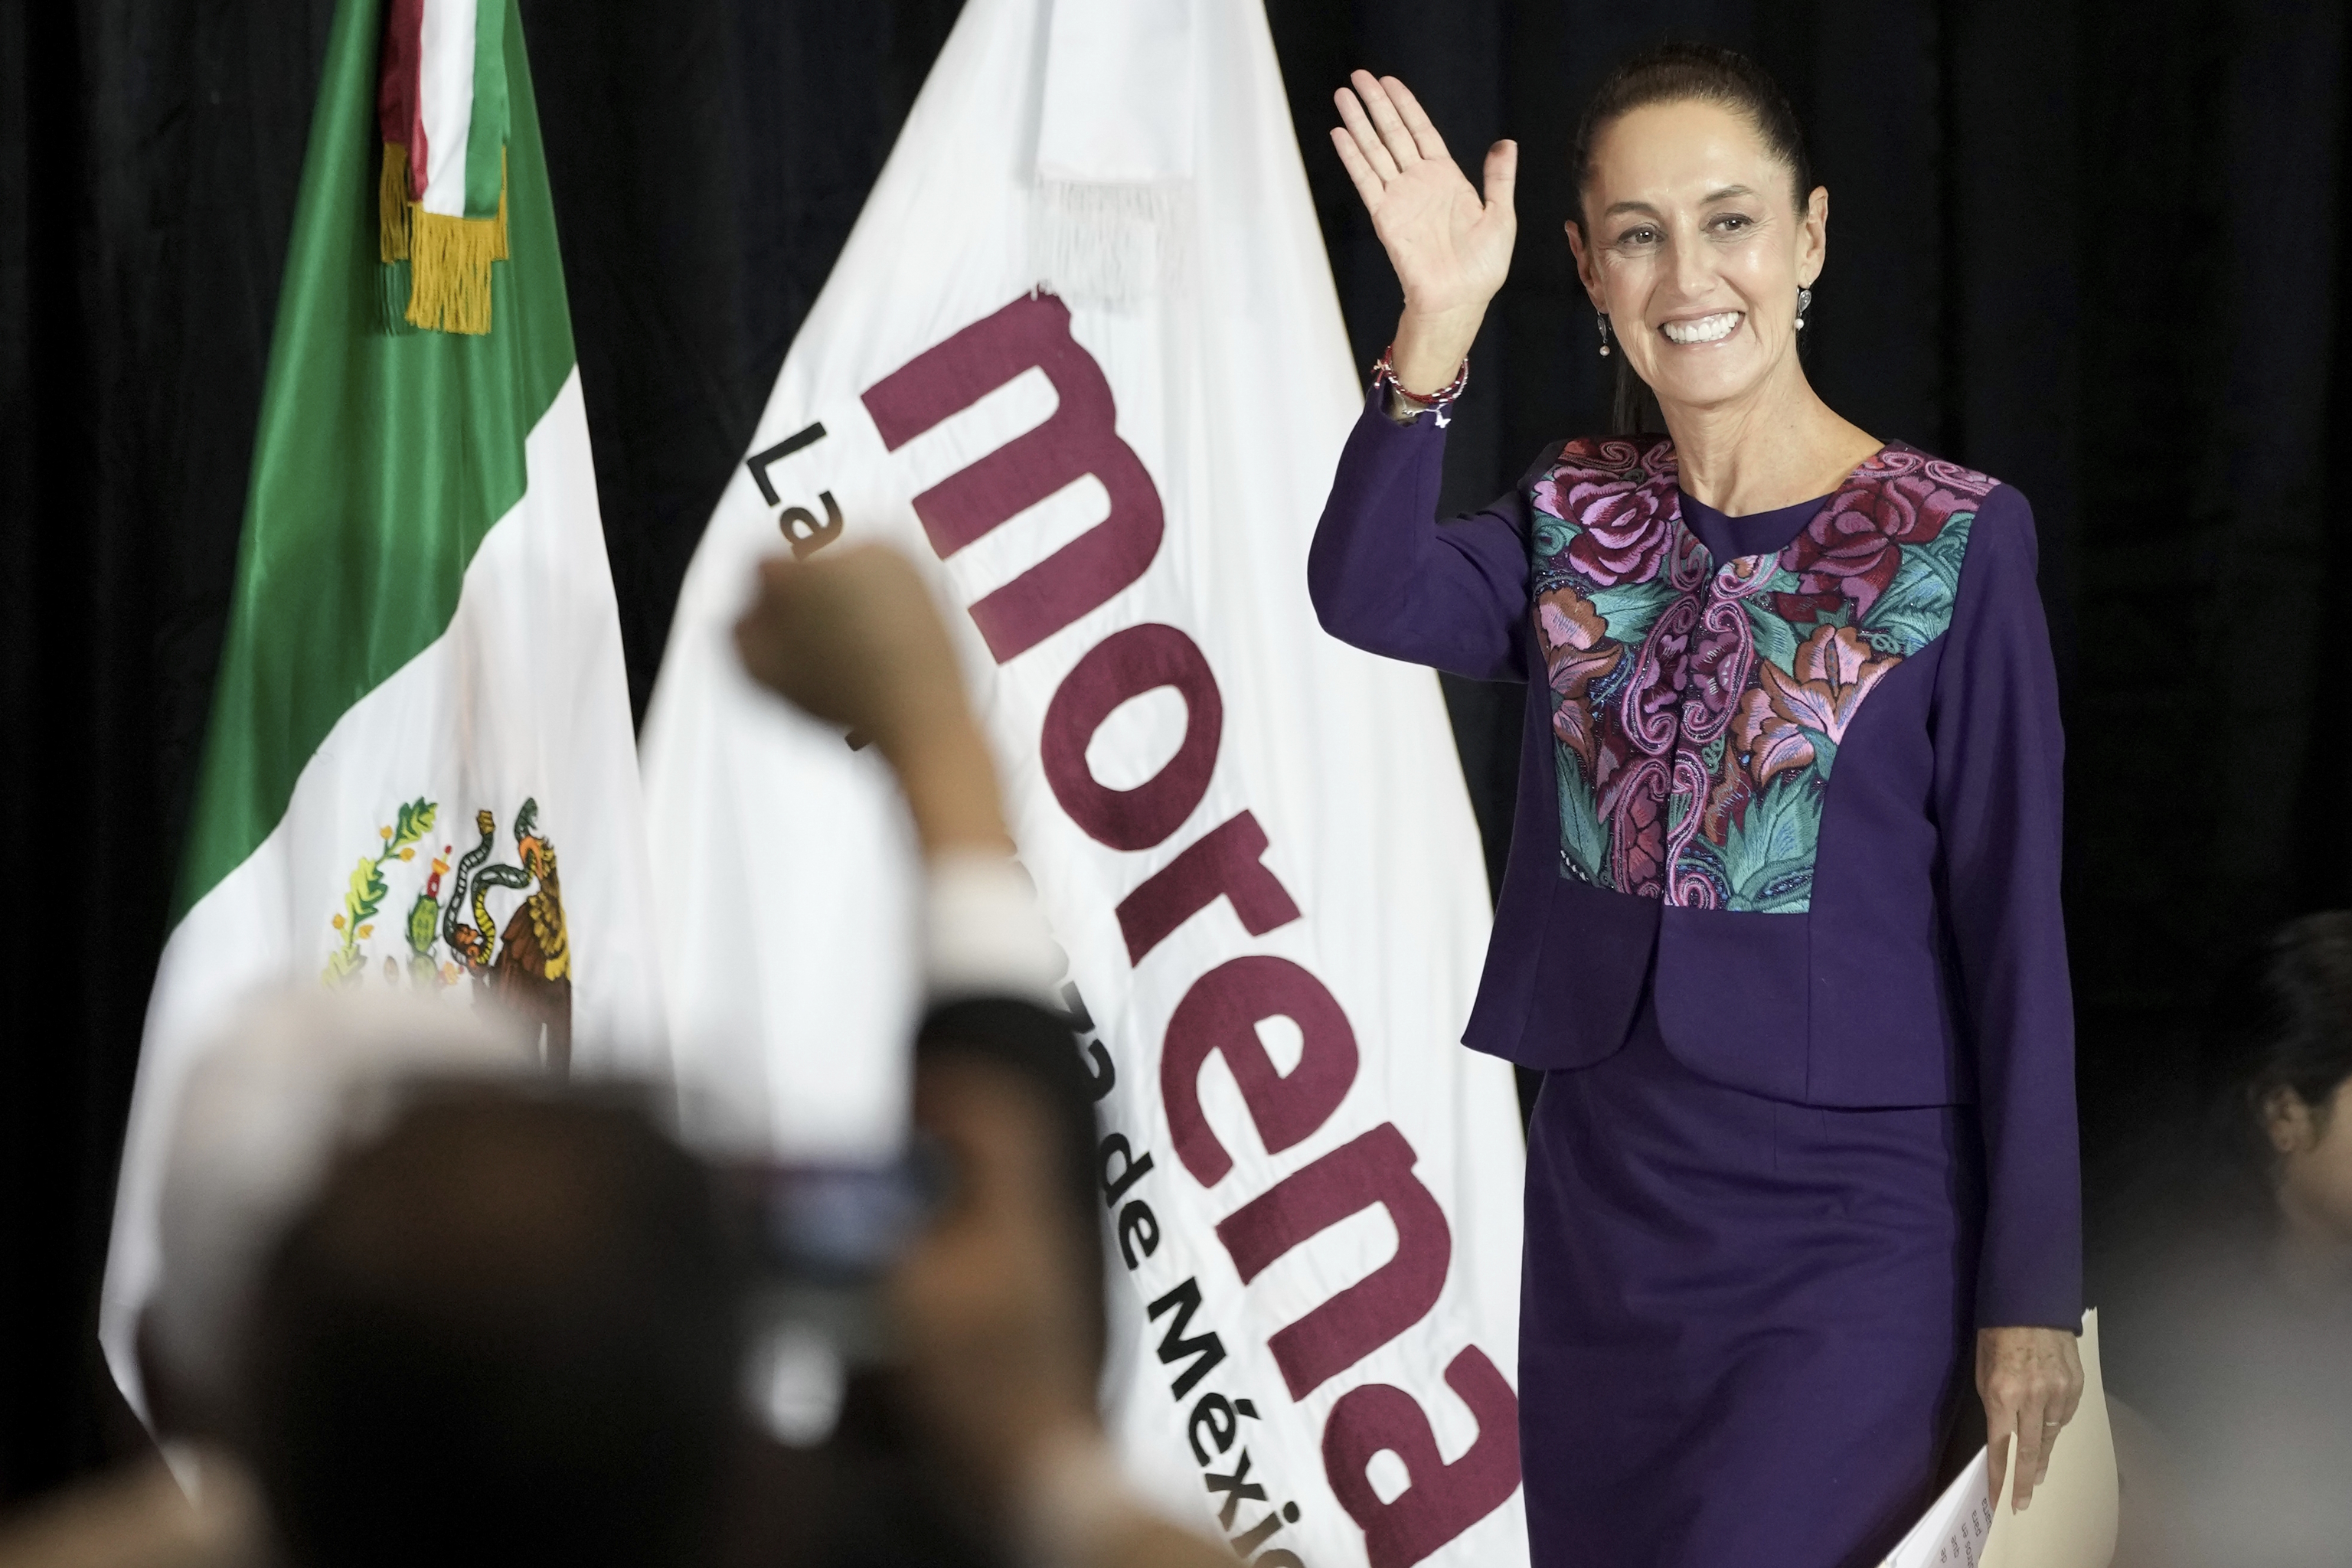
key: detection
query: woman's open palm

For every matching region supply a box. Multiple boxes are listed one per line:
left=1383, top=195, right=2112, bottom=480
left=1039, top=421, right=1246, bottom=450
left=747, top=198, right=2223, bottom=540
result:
left=1331, top=72, right=1517, bottom=322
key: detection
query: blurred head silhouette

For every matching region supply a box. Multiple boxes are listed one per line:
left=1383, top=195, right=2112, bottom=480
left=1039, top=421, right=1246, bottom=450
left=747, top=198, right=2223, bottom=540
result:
left=136, top=986, right=536, bottom=1445
left=244, top=1089, right=742, bottom=1568
left=2243, top=911, right=2352, bottom=1292
left=2124, top=912, right=2352, bottom=1567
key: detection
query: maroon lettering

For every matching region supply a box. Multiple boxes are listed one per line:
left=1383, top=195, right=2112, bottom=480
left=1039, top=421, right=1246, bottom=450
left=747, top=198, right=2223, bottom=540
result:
left=1116, top=811, right=1302, bottom=964
left=1321, top=1348, right=1521, bottom=1568
left=1040, top=623, right=1221, bottom=851
left=860, top=292, right=1164, bottom=661
left=1161, top=956, right=1357, bottom=1186
left=1214, top=1123, right=1450, bottom=1398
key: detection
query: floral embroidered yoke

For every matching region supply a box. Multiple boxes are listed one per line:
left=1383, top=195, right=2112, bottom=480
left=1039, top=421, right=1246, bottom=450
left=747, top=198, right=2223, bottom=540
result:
left=1530, top=438, right=1994, bottom=912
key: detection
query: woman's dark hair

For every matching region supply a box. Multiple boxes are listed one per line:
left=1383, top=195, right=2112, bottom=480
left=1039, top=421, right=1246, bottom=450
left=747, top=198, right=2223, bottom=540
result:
left=2106, top=910, right=2352, bottom=1275
left=2241, top=912, right=2352, bottom=1164
left=1568, top=43, right=1815, bottom=434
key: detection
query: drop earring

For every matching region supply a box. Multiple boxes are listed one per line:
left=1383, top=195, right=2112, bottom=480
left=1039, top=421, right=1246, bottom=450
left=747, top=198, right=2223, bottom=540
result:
left=1597, top=315, right=1612, bottom=357
left=1795, top=286, right=1812, bottom=329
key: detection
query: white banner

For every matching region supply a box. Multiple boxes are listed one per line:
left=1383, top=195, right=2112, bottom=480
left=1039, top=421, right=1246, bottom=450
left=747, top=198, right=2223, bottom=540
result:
left=639, top=2, right=1527, bottom=1563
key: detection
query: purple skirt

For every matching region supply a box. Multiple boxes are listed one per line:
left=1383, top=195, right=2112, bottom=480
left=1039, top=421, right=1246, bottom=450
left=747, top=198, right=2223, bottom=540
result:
left=1519, top=999, right=1980, bottom=1568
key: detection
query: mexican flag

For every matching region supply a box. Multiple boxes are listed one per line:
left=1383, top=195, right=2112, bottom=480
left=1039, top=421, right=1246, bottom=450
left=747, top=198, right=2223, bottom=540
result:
left=100, top=0, right=664, bottom=1413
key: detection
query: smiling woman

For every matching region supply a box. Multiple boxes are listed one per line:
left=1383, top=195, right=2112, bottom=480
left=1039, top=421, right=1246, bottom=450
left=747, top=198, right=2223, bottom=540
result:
left=1567, top=47, right=1817, bottom=438
left=1309, top=41, right=2086, bottom=1568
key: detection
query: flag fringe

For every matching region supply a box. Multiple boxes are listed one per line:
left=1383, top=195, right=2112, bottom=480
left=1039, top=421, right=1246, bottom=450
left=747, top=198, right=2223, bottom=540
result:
left=380, top=142, right=413, bottom=262
left=379, top=145, right=508, bottom=336
left=1031, top=180, right=1189, bottom=312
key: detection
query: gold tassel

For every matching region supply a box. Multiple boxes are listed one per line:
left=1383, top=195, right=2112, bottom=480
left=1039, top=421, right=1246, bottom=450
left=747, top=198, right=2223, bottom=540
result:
left=403, top=210, right=497, bottom=334
left=380, top=142, right=411, bottom=263
left=391, top=152, right=509, bottom=336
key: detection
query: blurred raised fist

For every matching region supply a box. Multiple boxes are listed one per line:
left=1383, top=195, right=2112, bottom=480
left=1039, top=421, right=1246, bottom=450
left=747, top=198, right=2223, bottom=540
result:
left=733, top=544, right=1010, bottom=858
left=733, top=544, right=964, bottom=755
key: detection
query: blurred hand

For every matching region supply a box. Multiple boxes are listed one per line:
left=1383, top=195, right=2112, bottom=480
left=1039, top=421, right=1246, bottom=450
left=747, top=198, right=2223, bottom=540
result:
left=1978, top=1325, right=2085, bottom=1512
left=733, top=544, right=958, bottom=751
left=890, top=1054, right=1098, bottom=1508
left=893, top=1056, right=1229, bottom=1568
left=1328, top=71, right=1516, bottom=391
left=733, top=544, right=1009, bottom=857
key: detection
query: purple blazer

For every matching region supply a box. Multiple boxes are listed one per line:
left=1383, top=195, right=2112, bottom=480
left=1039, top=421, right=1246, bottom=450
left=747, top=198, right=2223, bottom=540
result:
left=1308, top=388, right=2082, bottom=1329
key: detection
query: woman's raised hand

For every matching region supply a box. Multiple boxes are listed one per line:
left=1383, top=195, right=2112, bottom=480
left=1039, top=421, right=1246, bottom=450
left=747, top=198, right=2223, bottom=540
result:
left=1330, top=71, right=1516, bottom=392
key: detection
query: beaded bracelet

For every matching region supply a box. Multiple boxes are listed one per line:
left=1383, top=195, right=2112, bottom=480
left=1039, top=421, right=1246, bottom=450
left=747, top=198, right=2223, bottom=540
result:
left=1371, top=345, right=1470, bottom=426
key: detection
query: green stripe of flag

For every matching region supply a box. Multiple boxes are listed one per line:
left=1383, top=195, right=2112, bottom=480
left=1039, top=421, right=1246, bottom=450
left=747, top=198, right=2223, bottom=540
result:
left=464, top=0, right=509, bottom=219
left=175, top=0, right=573, bottom=923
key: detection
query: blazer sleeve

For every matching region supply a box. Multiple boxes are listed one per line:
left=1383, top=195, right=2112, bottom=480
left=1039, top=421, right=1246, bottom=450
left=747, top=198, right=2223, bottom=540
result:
left=1305, top=386, right=1534, bottom=682
left=1929, top=484, right=2084, bottom=1331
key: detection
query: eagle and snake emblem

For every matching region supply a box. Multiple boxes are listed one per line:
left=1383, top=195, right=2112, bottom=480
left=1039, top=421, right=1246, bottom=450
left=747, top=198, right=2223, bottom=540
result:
left=322, top=795, right=573, bottom=1073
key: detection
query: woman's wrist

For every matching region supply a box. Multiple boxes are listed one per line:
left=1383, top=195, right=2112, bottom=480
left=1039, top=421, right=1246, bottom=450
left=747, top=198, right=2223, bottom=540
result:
left=1390, top=303, right=1485, bottom=394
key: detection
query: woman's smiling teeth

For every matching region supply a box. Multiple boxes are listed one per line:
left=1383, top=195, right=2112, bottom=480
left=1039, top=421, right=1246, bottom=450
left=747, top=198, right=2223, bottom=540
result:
left=1661, top=311, right=1743, bottom=345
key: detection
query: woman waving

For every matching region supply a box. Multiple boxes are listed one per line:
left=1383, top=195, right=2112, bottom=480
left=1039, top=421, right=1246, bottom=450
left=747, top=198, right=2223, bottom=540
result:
left=1311, top=44, right=2084, bottom=1568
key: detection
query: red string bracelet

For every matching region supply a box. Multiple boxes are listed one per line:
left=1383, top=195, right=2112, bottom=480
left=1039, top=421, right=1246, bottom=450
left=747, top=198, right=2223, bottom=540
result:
left=1370, top=345, right=1470, bottom=418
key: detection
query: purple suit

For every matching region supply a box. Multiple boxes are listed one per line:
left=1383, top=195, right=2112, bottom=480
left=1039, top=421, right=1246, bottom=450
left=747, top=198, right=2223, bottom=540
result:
left=1308, top=388, right=2081, bottom=1567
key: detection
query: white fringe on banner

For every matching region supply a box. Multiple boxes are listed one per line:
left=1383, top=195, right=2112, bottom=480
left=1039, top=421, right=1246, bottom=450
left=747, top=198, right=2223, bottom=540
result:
left=1031, top=180, right=1191, bottom=312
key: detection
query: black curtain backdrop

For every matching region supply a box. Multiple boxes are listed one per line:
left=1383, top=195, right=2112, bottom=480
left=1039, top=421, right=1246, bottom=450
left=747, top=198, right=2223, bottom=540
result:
left=4, top=0, right=2347, bottom=1510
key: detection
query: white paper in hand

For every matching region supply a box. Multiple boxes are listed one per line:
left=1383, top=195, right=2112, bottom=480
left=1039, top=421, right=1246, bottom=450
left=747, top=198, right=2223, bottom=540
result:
left=1883, top=1310, right=2118, bottom=1568
left=1981, top=1310, right=2118, bottom=1568
left=1883, top=1449, right=1995, bottom=1568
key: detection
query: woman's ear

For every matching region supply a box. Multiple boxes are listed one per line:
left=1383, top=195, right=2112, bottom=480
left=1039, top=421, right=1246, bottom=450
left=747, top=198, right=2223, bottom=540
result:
left=2265, top=1086, right=2316, bottom=1156
left=1799, top=185, right=1829, bottom=288
left=1564, top=219, right=1605, bottom=309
